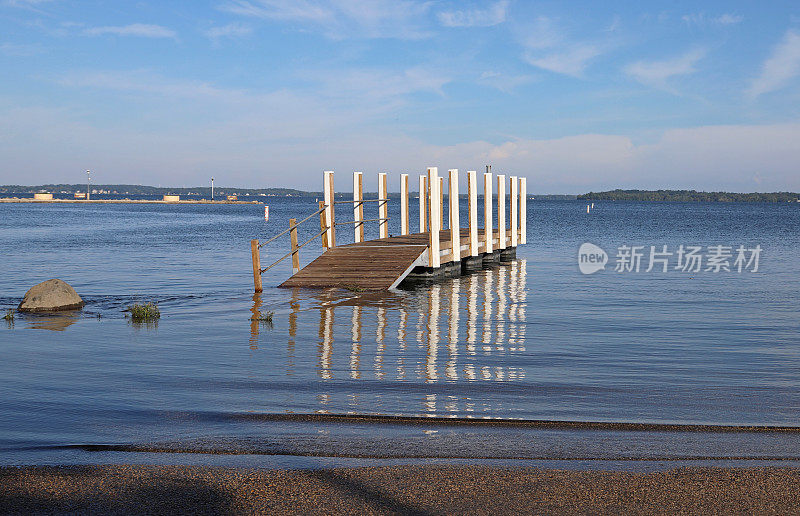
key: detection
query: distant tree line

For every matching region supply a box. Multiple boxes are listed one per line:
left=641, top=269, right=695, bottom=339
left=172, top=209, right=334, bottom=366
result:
left=578, top=189, right=800, bottom=202
left=0, top=184, right=308, bottom=196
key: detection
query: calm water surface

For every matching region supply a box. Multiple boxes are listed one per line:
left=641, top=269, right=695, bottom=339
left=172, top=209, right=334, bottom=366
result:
left=1, top=198, right=799, bottom=464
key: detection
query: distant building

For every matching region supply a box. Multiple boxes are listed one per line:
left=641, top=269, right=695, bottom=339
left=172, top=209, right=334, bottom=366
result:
left=226, top=194, right=238, bottom=201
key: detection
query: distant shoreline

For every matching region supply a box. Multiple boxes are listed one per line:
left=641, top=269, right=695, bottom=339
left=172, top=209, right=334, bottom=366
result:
left=0, top=198, right=260, bottom=204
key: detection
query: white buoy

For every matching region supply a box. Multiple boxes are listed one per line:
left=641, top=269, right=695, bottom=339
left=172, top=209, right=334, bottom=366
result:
left=591, top=203, right=594, bottom=209
left=264, top=205, right=269, bottom=221
left=586, top=205, right=590, bottom=213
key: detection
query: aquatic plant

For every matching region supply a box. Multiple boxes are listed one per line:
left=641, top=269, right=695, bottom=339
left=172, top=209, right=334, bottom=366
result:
left=2, top=309, right=14, bottom=322
left=250, top=311, right=273, bottom=323
left=128, top=302, right=160, bottom=322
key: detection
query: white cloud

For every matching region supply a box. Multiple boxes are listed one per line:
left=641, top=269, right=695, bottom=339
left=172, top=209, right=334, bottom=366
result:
left=624, top=48, right=706, bottom=92
left=682, top=13, right=744, bottom=26
left=524, top=44, right=602, bottom=77
left=478, top=71, right=533, bottom=93
left=84, top=24, right=177, bottom=39
left=0, top=42, right=43, bottom=56
left=516, top=16, right=607, bottom=78
left=204, top=22, right=253, bottom=40
left=438, top=0, right=508, bottom=28
left=2, top=0, right=55, bottom=7
left=749, top=30, right=800, bottom=98
left=219, top=0, right=432, bottom=39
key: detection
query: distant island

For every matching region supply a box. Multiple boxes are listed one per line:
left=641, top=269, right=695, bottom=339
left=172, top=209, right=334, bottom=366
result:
left=0, top=184, right=308, bottom=197
left=2, top=185, right=800, bottom=203
left=578, top=189, right=800, bottom=202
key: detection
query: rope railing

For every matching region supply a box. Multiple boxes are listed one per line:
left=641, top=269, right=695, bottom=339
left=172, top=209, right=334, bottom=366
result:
left=257, top=206, right=325, bottom=249
left=259, top=228, right=327, bottom=274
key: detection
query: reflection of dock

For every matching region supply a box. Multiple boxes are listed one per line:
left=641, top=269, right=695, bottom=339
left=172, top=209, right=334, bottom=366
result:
left=252, top=168, right=527, bottom=291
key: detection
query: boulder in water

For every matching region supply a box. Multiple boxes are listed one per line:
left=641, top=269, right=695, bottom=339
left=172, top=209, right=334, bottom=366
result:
left=18, top=279, right=84, bottom=312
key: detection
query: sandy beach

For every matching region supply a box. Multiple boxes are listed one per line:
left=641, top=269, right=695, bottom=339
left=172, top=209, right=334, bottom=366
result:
left=3, top=465, right=800, bottom=514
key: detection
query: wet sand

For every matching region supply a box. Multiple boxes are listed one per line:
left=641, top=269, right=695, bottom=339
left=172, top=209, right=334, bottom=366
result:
left=2, top=465, right=800, bottom=514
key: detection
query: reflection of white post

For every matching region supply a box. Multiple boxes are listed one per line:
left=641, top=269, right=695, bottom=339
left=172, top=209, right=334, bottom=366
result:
left=376, top=306, right=386, bottom=379
left=427, top=285, right=440, bottom=382
left=448, top=169, right=460, bottom=262
left=378, top=172, right=388, bottom=239
left=447, top=279, right=459, bottom=381
left=466, top=273, right=477, bottom=355
left=483, top=172, right=493, bottom=254
left=400, top=173, right=409, bottom=235
left=419, top=175, right=427, bottom=233
left=467, top=171, right=478, bottom=257
left=353, top=172, right=364, bottom=243
left=323, top=171, right=335, bottom=247
left=428, top=167, right=441, bottom=268
left=510, top=176, right=518, bottom=248
left=483, top=268, right=493, bottom=348
left=350, top=306, right=361, bottom=380
left=497, top=174, right=506, bottom=250
left=320, top=307, right=333, bottom=380
left=520, top=177, right=527, bottom=245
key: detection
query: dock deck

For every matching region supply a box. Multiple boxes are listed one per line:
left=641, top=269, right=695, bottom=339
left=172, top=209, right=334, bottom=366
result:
left=279, top=229, right=514, bottom=290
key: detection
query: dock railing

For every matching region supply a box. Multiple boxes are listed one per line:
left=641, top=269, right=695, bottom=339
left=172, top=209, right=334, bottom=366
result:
left=250, top=168, right=527, bottom=292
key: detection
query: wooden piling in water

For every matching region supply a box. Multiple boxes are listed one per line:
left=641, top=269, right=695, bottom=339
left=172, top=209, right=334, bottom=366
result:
left=353, top=172, right=364, bottom=243
left=400, top=173, right=409, bottom=236
left=428, top=167, right=441, bottom=269
left=449, top=169, right=460, bottom=262
left=290, top=218, right=300, bottom=274
left=483, top=171, right=493, bottom=254
left=520, top=177, right=527, bottom=245
left=510, top=176, right=518, bottom=248
left=324, top=170, right=336, bottom=247
left=251, top=239, right=263, bottom=293
left=419, top=175, right=427, bottom=233
left=497, top=174, right=506, bottom=250
left=468, top=170, right=478, bottom=257
left=379, top=172, right=388, bottom=239
left=319, top=201, right=328, bottom=250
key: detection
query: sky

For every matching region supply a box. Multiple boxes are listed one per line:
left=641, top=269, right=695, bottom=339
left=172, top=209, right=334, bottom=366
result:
left=1, top=0, right=799, bottom=193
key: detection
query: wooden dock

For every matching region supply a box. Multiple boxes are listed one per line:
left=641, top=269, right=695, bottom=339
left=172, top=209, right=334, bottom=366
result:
left=279, top=229, right=516, bottom=290
left=252, top=168, right=527, bottom=292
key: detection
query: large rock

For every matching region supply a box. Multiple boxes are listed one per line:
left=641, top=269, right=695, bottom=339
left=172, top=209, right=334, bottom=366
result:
left=18, top=279, right=84, bottom=312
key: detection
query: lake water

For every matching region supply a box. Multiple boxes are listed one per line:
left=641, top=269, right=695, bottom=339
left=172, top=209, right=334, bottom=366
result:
left=1, top=198, right=799, bottom=466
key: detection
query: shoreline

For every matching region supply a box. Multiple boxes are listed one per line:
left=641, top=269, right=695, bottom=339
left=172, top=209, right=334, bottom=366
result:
left=3, top=464, right=800, bottom=514
left=0, top=198, right=260, bottom=204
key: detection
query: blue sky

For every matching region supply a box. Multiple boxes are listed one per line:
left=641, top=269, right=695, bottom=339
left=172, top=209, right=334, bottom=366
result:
left=1, top=0, right=799, bottom=192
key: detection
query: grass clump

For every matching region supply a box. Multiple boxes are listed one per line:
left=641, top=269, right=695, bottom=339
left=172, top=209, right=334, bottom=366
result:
left=250, top=311, right=273, bottom=323
left=128, top=302, right=160, bottom=322
left=3, top=309, right=14, bottom=322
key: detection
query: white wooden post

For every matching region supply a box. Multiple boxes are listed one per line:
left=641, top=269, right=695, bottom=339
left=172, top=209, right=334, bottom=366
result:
left=448, top=169, right=460, bottom=262
left=510, top=176, right=518, bottom=248
left=467, top=170, right=478, bottom=257
left=400, top=173, right=409, bottom=235
left=519, top=177, right=527, bottom=245
left=439, top=176, right=445, bottom=230
left=419, top=175, right=427, bottom=233
left=428, top=167, right=441, bottom=268
left=483, top=171, right=493, bottom=254
left=497, top=174, right=506, bottom=250
left=353, top=171, right=364, bottom=243
left=323, top=170, right=335, bottom=247
left=378, top=172, right=388, bottom=239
